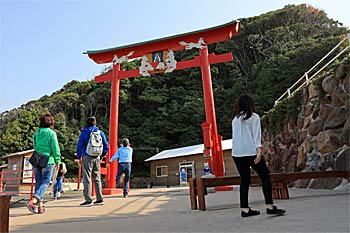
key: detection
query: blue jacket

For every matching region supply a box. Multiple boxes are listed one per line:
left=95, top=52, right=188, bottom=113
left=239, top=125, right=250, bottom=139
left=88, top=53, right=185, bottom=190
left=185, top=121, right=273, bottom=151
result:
left=76, top=126, right=108, bottom=159
left=109, top=146, right=133, bottom=163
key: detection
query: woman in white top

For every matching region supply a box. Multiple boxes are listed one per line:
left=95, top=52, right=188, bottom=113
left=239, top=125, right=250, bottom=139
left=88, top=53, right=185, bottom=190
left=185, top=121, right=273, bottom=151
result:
left=231, top=93, right=285, bottom=217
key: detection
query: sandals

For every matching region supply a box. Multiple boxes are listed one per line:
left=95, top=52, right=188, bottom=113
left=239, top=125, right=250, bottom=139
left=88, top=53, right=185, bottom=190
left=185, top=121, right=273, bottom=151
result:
left=26, top=200, right=37, bottom=214
left=38, top=205, right=46, bottom=214
left=26, top=197, right=46, bottom=214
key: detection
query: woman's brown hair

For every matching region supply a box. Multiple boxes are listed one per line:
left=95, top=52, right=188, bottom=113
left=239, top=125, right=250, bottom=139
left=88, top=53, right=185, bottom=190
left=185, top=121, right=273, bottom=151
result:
left=39, top=113, right=55, bottom=128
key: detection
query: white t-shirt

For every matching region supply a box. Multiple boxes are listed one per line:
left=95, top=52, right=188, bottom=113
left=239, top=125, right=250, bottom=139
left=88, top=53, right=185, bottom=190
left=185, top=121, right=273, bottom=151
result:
left=231, top=112, right=262, bottom=157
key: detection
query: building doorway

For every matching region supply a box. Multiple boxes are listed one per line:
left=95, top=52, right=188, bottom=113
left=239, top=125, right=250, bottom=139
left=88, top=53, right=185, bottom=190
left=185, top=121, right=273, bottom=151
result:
left=179, top=161, right=195, bottom=185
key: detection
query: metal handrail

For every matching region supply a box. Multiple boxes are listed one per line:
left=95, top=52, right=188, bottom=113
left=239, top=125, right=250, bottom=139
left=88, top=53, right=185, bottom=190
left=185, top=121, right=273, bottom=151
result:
left=0, top=169, right=34, bottom=198
left=275, top=34, right=350, bottom=105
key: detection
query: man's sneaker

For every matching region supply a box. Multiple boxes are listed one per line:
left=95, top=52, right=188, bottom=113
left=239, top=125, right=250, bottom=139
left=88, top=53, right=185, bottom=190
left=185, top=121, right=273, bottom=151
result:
left=93, top=200, right=104, bottom=205
left=266, top=205, right=286, bottom=215
left=123, top=193, right=128, bottom=198
left=26, top=200, right=37, bottom=214
left=80, top=201, right=92, bottom=207
left=241, top=208, right=260, bottom=217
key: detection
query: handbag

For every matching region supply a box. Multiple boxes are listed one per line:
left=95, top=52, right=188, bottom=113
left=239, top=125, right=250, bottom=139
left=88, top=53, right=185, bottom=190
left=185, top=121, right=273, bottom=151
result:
left=29, top=151, right=50, bottom=168
left=30, top=132, right=50, bottom=168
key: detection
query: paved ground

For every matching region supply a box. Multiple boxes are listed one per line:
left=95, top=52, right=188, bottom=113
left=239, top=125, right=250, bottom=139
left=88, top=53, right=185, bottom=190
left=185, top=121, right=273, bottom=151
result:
left=9, top=186, right=350, bottom=232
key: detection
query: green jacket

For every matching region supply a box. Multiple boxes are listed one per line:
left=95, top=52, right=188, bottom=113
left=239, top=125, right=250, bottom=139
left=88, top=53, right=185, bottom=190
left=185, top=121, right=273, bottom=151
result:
left=33, top=128, right=61, bottom=165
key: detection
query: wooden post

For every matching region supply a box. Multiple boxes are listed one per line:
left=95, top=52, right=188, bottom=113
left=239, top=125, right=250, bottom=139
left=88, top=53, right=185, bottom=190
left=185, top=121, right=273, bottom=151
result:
left=196, top=178, right=206, bottom=211
left=189, top=178, right=197, bottom=210
left=0, top=173, right=2, bottom=193
left=0, top=195, right=11, bottom=233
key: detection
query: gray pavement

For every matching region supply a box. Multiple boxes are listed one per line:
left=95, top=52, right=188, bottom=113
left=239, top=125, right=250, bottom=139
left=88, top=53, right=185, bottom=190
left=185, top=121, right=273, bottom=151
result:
left=9, top=186, right=350, bottom=232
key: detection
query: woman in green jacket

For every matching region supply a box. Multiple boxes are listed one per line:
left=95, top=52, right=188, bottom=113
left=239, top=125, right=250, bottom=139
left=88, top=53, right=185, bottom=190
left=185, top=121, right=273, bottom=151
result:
left=27, top=113, right=61, bottom=214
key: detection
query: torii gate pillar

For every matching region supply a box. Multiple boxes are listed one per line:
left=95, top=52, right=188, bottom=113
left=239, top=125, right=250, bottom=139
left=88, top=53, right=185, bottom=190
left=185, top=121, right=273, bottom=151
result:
left=199, top=47, right=224, bottom=176
left=104, top=63, right=120, bottom=193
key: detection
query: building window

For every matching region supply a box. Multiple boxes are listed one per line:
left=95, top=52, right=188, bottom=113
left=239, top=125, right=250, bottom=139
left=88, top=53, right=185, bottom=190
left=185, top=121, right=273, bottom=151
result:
left=156, top=166, right=168, bottom=177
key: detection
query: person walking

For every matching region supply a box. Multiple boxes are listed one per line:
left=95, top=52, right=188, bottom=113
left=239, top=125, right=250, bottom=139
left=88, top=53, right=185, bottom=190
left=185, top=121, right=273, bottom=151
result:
left=52, top=158, right=67, bottom=200
left=107, top=138, right=133, bottom=198
left=231, top=93, right=286, bottom=217
left=27, top=113, right=61, bottom=214
left=76, top=116, right=108, bottom=206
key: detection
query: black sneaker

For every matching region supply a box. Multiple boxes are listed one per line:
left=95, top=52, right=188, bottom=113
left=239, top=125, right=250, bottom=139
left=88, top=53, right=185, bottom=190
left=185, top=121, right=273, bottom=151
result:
left=93, top=200, right=104, bottom=205
left=80, top=201, right=92, bottom=207
left=266, top=205, right=286, bottom=215
left=241, top=208, right=260, bottom=217
left=123, top=193, right=128, bottom=198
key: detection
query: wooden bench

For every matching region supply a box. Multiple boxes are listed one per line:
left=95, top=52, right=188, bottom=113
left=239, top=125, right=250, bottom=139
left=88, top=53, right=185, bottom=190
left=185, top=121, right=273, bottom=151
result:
left=189, top=170, right=350, bottom=211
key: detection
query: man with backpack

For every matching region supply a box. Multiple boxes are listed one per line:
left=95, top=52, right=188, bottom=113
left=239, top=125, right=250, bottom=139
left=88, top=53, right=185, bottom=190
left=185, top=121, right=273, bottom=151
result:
left=76, top=116, right=108, bottom=206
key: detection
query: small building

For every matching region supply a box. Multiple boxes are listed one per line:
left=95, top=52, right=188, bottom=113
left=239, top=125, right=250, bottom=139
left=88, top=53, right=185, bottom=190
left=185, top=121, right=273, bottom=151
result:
left=145, top=139, right=239, bottom=186
left=0, top=149, right=34, bottom=193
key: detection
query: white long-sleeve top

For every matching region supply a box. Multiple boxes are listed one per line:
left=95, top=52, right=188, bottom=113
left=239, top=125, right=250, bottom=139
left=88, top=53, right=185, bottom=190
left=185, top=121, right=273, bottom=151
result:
left=231, top=112, right=262, bottom=157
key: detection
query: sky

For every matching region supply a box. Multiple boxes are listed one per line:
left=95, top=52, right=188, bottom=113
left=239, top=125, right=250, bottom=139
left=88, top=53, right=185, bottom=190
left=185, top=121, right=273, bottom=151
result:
left=0, top=0, right=349, bottom=113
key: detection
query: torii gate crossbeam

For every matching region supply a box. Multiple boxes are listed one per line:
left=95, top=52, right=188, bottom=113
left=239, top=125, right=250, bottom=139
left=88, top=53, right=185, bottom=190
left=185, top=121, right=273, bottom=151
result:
left=85, top=21, right=240, bottom=194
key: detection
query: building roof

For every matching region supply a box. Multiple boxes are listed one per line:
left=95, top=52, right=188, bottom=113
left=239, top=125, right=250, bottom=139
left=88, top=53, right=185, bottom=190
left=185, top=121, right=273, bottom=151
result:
left=2, top=149, right=34, bottom=158
left=145, top=139, right=232, bottom=162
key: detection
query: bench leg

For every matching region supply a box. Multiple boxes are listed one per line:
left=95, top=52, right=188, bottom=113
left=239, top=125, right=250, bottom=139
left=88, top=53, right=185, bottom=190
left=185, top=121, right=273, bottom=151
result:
left=272, top=183, right=289, bottom=200
left=0, top=195, right=11, bottom=233
left=280, top=183, right=289, bottom=199
left=272, top=183, right=281, bottom=199
left=196, top=178, right=206, bottom=211
left=189, top=179, right=198, bottom=210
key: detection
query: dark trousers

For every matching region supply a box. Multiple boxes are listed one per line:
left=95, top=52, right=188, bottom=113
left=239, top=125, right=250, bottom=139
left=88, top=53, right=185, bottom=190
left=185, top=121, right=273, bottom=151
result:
left=233, top=155, right=273, bottom=208
left=116, top=162, right=131, bottom=195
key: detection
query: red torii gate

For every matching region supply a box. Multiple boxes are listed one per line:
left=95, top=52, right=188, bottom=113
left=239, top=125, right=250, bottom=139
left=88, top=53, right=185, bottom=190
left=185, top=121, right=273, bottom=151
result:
left=85, top=21, right=240, bottom=194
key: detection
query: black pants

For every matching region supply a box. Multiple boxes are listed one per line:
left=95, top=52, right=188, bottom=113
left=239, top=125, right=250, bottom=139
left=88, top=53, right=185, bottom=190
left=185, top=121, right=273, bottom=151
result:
left=233, top=155, right=273, bottom=208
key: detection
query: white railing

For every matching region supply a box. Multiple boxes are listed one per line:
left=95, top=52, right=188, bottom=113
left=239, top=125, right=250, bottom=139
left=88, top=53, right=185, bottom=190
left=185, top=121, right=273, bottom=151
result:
left=275, top=34, right=350, bottom=105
